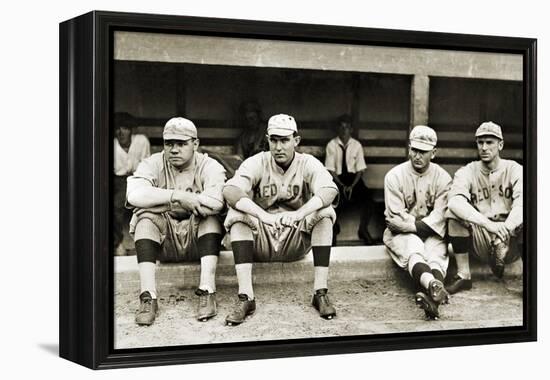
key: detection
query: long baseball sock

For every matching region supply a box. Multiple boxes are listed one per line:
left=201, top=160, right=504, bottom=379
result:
left=235, top=263, right=254, bottom=300
left=409, top=254, right=434, bottom=291
left=311, top=218, right=332, bottom=291
left=197, top=233, right=222, bottom=293
left=431, top=268, right=445, bottom=283
left=136, top=239, right=160, bottom=299
left=232, top=240, right=255, bottom=299
left=312, top=246, right=331, bottom=291
left=454, top=253, right=471, bottom=280
left=138, top=262, right=157, bottom=299
left=198, top=255, right=218, bottom=293
left=450, top=236, right=471, bottom=280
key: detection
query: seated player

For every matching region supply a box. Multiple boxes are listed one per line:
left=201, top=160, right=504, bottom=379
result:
left=446, top=121, right=523, bottom=294
left=223, top=114, right=339, bottom=325
left=126, top=117, right=226, bottom=325
left=383, top=125, right=452, bottom=320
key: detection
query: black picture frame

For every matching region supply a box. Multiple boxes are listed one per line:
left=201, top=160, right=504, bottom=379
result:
left=59, top=10, right=537, bottom=369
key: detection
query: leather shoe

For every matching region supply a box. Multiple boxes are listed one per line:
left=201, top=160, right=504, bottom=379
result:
left=195, top=288, right=217, bottom=321
left=226, top=294, right=256, bottom=325
left=415, top=291, right=440, bottom=320
left=428, top=279, right=449, bottom=304
left=312, top=288, right=336, bottom=319
left=135, top=291, right=159, bottom=326
left=446, top=275, right=472, bottom=294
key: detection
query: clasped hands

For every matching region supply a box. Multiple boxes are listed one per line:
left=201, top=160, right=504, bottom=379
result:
left=259, top=210, right=304, bottom=230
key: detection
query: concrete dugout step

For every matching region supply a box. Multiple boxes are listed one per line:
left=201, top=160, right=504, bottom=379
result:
left=115, top=246, right=523, bottom=292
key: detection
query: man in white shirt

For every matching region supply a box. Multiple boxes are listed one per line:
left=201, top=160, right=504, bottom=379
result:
left=113, top=112, right=150, bottom=255
left=324, top=115, right=372, bottom=244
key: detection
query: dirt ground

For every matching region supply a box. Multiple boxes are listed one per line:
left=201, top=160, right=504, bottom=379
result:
left=114, top=275, right=523, bottom=349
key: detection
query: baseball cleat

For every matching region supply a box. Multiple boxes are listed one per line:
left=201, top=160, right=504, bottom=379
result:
left=135, top=291, right=159, bottom=326
left=446, top=275, right=472, bottom=294
left=312, top=288, right=337, bottom=320
left=225, top=294, right=256, bottom=326
left=428, top=279, right=449, bottom=305
left=415, top=291, right=440, bottom=320
left=490, top=242, right=509, bottom=279
left=195, top=288, right=217, bottom=322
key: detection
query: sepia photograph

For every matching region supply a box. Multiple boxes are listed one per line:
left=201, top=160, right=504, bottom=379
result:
left=111, top=28, right=526, bottom=349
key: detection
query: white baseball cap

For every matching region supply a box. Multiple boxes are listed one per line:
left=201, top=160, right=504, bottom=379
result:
left=475, top=121, right=503, bottom=140
left=163, top=117, right=198, bottom=141
left=267, top=114, right=298, bottom=136
left=409, top=125, right=437, bottom=151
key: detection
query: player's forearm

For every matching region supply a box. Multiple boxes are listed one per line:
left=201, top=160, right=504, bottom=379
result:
left=127, top=187, right=173, bottom=209
left=234, top=197, right=271, bottom=220
left=197, top=193, right=224, bottom=212
left=295, top=196, right=326, bottom=219
left=448, top=196, right=491, bottom=228
left=504, top=206, right=523, bottom=231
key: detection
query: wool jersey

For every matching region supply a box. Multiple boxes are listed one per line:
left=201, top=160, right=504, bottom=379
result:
left=384, top=161, right=452, bottom=238
left=226, top=151, right=338, bottom=212
left=447, top=159, right=522, bottom=230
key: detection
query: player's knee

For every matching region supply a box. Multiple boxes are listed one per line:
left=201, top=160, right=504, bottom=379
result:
left=448, top=219, right=470, bottom=237
left=311, top=216, right=333, bottom=246
left=230, top=222, right=254, bottom=241
left=316, top=206, right=336, bottom=223
left=404, top=234, right=424, bottom=254
left=198, top=215, right=223, bottom=235
left=134, top=217, right=162, bottom=243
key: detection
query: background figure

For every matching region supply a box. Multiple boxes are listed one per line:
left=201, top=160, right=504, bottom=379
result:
left=383, top=126, right=452, bottom=320
left=325, top=114, right=373, bottom=244
left=235, top=100, right=268, bottom=159
left=446, top=122, right=523, bottom=294
left=113, top=112, right=150, bottom=256
left=126, top=117, right=227, bottom=326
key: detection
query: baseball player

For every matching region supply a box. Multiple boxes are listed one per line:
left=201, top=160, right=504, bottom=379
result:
left=126, top=117, right=226, bottom=325
left=446, top=121, right=523, bottom=294
left=113, top=112, right=150, bottom=256
left=383, top=125, right=452, bottom=320
left=223, top=114, right=339, bottom=325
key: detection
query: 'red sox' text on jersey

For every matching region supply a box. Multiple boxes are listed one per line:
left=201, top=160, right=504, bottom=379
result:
left=447, top=159, right=522, bottom=224
left=225, top=151, right=338, bottom=212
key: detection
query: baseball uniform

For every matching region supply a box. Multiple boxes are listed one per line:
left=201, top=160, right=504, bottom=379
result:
left=127, top=151, right=226, bottom=262
left=224, top=151, right=338, bottom=262
left=383, top=161, right=452, bottom=273
left=446, top=159, right=523, bottom=262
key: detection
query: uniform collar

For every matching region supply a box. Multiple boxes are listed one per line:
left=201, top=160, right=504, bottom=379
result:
left=407, top=161, right=433, bottom=177
left=270, top=151, right=298, bottom=174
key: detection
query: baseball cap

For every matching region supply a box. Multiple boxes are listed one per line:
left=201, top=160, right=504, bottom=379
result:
left=409, top=125, right=437, bottom=151
left=267, top=114, right=298, bottom=136
left=475, top=121, right=503, bottom=140
left=163, top=117, right=198, bottom=141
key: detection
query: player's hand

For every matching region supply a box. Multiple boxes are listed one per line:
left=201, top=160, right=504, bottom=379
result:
left=275, top=211, right=303, bottom=229
left=171, top=190, right=206, bottom=217
left=259, top=212, right=279, bottom=227
left=484, top=221, right=511, bottom=242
